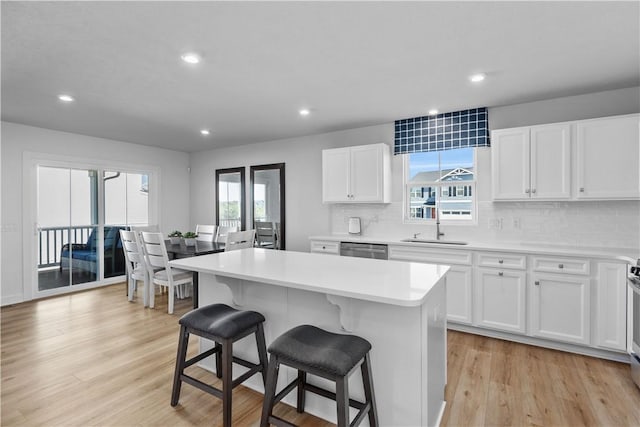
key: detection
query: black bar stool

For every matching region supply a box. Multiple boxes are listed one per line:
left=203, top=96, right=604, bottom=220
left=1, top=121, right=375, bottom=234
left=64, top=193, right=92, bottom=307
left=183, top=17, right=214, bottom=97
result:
left=260, top=324, right=378, bottom=427
left=171, top=303, right=269, bottom=427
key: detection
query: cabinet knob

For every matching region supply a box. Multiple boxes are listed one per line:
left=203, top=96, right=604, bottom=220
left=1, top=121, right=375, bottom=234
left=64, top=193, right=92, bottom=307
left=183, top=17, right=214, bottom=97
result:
left=579, top=188, right=585, bottom=193
left=498, top=259, right=504, bottom=264
left=525, top=189, right=530, bottom=194
left=322, top=246, right=326, bottom=250
left=535, top=281, right=540, bottom=286
left=558, top=263, right=564, bottom=269
left=498, top=271, right=504, bottom=276
left=531, top=189, right=536, bottom=194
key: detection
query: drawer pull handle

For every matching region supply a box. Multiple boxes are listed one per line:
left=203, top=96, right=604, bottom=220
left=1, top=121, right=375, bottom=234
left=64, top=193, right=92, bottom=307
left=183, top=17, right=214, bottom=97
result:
left=498, top=272, right=504, bottom=276
left=535, top=281, right=540, bottom=286
left=498, top=259, right=504, bottom=264
left=322, top=246, right=326, bottom=249
left=558, top=263, right=564, bottom=269
left=579, top=187, right=585, bottom=193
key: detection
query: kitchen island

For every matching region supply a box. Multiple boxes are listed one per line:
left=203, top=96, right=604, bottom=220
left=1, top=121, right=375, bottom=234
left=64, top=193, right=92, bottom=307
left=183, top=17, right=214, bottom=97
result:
left=169, top=248, right=449, bottom=426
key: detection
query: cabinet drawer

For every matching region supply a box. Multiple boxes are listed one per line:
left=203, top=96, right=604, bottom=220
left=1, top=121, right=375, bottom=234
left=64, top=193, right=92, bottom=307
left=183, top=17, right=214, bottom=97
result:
left=310, top=241, right=340, bottom=255
left=477, top=252, right=526, bottom=270
left=532, top=257, right=590, bottom=275
left=388, top=245, right=472, bottom=265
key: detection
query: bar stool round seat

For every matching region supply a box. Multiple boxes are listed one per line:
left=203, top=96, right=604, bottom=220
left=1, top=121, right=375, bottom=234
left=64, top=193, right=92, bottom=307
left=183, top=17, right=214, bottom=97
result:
left=171, top=303, right=268, bottom=427
left=260, top=325, right=378, bottom=427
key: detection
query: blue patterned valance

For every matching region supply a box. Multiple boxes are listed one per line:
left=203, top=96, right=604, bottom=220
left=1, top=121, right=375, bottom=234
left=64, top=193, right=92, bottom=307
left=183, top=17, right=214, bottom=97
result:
left=394, top=107, right=490, bottom=154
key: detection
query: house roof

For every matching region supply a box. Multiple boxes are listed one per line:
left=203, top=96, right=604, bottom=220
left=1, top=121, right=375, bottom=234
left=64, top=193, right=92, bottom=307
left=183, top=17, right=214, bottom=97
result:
left=409, top=168, right=475, bottom=183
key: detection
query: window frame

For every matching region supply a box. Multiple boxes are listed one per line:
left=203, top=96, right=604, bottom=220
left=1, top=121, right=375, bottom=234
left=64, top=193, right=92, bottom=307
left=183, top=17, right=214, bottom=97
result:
left=403, top=148, right=478, bottom=225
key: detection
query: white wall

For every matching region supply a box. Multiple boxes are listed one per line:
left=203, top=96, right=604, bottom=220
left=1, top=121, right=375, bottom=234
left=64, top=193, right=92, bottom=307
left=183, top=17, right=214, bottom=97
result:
left=191, top=86, right=640, bottom=252
left=1, top=122, right=191, bottom=305
left=189, top=124, right=392, bottom=252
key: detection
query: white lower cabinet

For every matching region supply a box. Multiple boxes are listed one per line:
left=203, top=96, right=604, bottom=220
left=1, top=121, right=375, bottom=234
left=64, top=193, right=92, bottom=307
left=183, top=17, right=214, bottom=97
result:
left=309, top=240, right=340, bottom=255
left=388, top=245, right=472, bottom=325
left=595, top=262, right=627, bottom=351
left=445, top=266, right=473, bottom=325
left=474, top=268, right=527, bottom=334
left=530, top=273, right=590, bottom=345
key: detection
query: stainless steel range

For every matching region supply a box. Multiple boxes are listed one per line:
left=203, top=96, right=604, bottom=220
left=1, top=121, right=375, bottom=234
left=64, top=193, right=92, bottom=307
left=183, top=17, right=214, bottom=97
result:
left=628, top=259, right=640, bottom=389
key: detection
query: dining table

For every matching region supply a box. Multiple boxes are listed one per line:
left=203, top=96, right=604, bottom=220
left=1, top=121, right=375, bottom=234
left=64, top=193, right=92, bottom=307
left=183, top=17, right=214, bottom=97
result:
left=164, top=240, right=225, bottom=308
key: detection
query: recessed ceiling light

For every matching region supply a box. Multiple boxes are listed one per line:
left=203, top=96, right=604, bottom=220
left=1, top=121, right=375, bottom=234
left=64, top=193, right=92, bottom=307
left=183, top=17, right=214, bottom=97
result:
left=181, top=53, right=201, bottom=64
left=200, top=129, right=210, bottom=136
left=299, top=109, right=311, bottom=116
left=470, top=73, right=486, bottom=83
left=58, top=94, right=74, bottom=102
left=428, top=109, right=439, bottom=115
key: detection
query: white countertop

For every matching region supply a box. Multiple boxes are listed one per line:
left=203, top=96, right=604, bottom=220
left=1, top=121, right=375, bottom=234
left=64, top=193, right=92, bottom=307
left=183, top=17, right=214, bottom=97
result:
left=169, top=248, right=449, bottom=307
left=309, top=234, right=639, bottom=263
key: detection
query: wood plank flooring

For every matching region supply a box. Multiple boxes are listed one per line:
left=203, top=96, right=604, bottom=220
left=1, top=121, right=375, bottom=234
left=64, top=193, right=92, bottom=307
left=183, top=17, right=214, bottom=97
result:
left=2, top=283, right=639, bottom=426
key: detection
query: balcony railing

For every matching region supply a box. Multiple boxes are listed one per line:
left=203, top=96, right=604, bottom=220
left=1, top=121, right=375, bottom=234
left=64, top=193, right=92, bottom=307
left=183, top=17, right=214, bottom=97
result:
left=38, top=225, right=95, bottom=269
left=219, top=219, right=242, bottom=228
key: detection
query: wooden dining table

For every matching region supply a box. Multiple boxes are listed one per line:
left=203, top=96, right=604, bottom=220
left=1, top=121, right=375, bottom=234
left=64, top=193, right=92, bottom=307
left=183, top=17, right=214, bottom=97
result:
left=165, top=240, right=225, bottom=309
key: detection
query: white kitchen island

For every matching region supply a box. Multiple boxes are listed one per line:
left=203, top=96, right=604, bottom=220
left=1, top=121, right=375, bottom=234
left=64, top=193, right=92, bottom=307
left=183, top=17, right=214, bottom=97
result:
left=169, top=248, right=449, bottom=427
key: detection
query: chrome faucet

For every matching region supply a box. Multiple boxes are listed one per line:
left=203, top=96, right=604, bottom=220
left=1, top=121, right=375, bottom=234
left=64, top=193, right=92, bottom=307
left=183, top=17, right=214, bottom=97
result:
left=413, top=232, right=421, bottom=239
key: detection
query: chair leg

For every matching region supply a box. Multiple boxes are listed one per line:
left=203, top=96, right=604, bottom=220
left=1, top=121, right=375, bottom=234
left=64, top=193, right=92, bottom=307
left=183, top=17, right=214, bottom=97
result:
left=254, top=323, right=269, bottom=385
left=168, top=284, right=175, bottom=314
left=171, top=326, right=189, bottom=406
left=215, top=342, right=222, bottom=379
left=336, top=376, right=350, bottom=427
left=142, top=275, right=149, bottom=307
left=127, top=276, right=134, bottom=302
left=260, top=355, right=280, bottom=427
left=296, top=370, right=306, bottom=413
left=149, top=281, right=156, bottom=308
left=221, top=339, right=233, bottom=427
left=361, top=353, right=379, bottom=427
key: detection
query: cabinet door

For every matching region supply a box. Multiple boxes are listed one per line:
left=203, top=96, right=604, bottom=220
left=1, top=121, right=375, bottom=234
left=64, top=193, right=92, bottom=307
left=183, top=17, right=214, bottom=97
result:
left=475, top=268, right=526, bottom=333
left=350, top=145, right=383, bottom=202
left=596, top=263, right=627, bottom=351
left=576, top=114, right=640, bottom=199
left=322, top=148, right=351, bottom=202
left=446, top=266, right=473, bottom=325
left=530, top=124, right=571, bottom=199
left=491, top=128, right=530, bottom=200
left=309, top=240, right=340, bottom=255
left=531, top=274, right=590, bottom=345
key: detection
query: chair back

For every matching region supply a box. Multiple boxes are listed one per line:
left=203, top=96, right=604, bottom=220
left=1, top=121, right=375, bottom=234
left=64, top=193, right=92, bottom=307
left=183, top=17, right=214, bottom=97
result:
left=216, top=225, right=239, bottom=243
left=140, top=232, right=170, bottom=273
left=195, top=224, right=217, bottom=242
left=120, top=230, right=139, bottom=274
left=255, top=221, right=275, bottom=248
left=225, top=230, right=256, bottom=251
left=274, top=222, right=281, bottom=249
left=130, top=224, right=160, bottom=233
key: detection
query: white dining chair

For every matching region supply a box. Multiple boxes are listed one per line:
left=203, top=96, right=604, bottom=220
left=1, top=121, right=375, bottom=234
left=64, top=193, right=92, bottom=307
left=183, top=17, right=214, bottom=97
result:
left=120, top=230, right=149, bottom=307
left=225, top=230, right=256, bottom=251
left=216, top=225, right=239, bottom=244
left=255, top=221, right=276, bottom=249
left=195, top=224, right=217, bottom=242
left=140, top=232, right=193, bottom=314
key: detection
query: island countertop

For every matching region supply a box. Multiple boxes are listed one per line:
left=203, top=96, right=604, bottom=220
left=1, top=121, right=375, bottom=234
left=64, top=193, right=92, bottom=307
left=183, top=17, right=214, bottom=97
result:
left=169, top=247, right=449, bottom=307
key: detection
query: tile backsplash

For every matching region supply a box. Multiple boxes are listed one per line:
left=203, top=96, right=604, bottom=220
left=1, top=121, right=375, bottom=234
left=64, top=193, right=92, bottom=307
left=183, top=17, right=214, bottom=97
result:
left=330, top=200, right=640, bottom=250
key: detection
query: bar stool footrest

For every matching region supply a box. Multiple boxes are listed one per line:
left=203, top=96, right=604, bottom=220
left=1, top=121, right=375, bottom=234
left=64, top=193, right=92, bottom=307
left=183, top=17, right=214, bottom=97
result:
left=181, top=374, right=223, bottom=399
left=184, top=346, right=219, bottom=369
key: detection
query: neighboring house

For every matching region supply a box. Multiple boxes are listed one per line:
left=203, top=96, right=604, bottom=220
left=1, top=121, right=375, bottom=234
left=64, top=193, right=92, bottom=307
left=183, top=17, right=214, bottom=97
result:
left=409, top=167, right=474, bottom=219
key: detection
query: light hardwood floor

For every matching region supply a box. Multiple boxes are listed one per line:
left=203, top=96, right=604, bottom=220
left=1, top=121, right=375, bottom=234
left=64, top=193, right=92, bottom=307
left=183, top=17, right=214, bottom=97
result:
left=2, top=283, right=639, bottom=426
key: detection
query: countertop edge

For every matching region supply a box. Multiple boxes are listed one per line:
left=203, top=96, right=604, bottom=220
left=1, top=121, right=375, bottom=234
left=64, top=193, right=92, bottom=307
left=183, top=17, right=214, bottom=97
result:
left=309, top=235, right=639, bottom=263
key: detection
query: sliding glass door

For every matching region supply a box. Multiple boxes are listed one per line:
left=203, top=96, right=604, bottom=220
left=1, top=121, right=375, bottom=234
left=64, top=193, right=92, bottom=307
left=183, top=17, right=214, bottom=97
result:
left=35, top=164, right=150, bottom=295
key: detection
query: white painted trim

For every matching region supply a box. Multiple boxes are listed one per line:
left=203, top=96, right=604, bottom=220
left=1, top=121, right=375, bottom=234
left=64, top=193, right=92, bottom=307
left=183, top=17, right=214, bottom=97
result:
left=448, top=323, right=629, bottom=363
left=21, top=151, right=160, bottom=303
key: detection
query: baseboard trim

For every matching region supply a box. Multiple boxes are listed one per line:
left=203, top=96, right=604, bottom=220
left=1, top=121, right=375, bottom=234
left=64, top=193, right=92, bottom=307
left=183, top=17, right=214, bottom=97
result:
left=448, top=323, right=629, bottom=363
left=1, top=294, right=24, bottom=307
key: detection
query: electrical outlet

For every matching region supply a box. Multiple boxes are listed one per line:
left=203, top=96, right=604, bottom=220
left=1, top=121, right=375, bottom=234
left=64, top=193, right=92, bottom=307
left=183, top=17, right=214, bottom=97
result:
left=488, top=218, right=503, bottom=230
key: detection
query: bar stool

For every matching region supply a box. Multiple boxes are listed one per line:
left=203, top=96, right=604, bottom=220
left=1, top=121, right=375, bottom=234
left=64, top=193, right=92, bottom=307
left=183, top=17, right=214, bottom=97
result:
left=171, top=303, right=269, bottom=427
left=260, top=325, right=378, bottom=427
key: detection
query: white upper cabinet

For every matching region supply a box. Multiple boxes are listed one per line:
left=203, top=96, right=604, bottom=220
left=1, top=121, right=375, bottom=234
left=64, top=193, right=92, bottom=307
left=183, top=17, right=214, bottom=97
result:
left=322, top=143, right=391, bottom=203
left=491, top=123, right=570, bottom=200
left=575, top=114, right=640, bottom=199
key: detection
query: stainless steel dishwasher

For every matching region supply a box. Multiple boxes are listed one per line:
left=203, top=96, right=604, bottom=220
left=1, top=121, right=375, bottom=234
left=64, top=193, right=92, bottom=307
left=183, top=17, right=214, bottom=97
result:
left=339, top=241, right=388, bottom=260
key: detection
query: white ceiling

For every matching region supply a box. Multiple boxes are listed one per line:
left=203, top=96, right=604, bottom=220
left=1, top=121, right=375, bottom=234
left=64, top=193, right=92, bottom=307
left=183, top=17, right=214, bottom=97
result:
left=2, top=1, right=639, bottom=153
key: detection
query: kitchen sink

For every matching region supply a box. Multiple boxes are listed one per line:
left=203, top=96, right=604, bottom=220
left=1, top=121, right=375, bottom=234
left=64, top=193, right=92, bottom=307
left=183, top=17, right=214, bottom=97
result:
left=401, top=238, right=468, bottom=245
